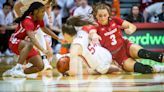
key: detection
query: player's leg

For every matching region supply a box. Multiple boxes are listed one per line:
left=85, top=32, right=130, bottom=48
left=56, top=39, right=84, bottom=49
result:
left=45, top=36, right=53, bottom=62
left=123, top=58, right=164, bottom=73
left=3, top=40, right=34, bottom=77
left=24, top=55, right=44, bottom=74
left=129, top=44, right=164, bottom=63
left=123, top=58, right=154, bottom=73
left=35, top=28, right=52, bottom=70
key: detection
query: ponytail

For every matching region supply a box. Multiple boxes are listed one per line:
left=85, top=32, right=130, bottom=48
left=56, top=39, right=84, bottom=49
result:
left=14, top=2, right=44, bottom=23
left=62, top=16, right=94, bottom=36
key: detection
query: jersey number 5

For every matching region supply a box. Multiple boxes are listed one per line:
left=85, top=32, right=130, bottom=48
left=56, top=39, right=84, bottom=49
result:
left=110, top=34, right=117, bottom=45
left=88, top=44, right=96, bottom=54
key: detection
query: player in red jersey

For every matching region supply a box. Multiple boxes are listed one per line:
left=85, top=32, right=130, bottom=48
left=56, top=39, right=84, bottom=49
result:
left=3, top=2, right=61, bottom=77
left=83, top=3, right=164, bottom=74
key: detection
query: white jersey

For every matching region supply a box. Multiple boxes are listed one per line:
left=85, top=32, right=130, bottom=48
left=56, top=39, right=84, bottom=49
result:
left=72, top=30, right=112, bottom=74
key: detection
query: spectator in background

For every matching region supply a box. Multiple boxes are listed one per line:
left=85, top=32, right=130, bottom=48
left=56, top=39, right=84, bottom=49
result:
left=0, top=2, right=16, bottom=56
left=56, top=0, right=74, bottom=23
left=143, top=2, right=163, bottom=22
left=0, top=0, right=6, bottom=9
left=125, top=5, right=144, bottom=23
left=157, top=3, right=164, bottom=22
left=69, top=0, right=81, bottom=16
left=44, top=4, right=63, bottom=54
left=73, top=0, right=92, bottom=19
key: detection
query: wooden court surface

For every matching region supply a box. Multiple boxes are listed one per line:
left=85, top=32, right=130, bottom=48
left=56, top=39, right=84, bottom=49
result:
left=0, top=57, right=164, bottom=92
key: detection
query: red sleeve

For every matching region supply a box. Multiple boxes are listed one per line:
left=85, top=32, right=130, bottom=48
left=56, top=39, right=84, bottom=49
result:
left=112, top=16, right=124, bottom=26
left=82, top=25, right=96, bottom=33
left=22, top=18, right=35, bottom=31
left=38, top=20, right=44, bottom=27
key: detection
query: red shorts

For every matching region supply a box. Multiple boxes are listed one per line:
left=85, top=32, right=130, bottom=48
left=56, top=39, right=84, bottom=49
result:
left=111, top=39, right=133, bottom=67
left=9, top=39, right=38, bottom=61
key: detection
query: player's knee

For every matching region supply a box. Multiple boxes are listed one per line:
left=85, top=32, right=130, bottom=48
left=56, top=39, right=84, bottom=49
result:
left=26, top=42, right=33, bottom=50
left=36, top=64, right=44, bottom=72
left=134, top=62, right=153, bottom=74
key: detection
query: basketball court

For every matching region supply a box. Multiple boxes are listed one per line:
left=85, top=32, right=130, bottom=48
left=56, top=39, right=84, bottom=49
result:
left=0, top=56, right=164, bottom=92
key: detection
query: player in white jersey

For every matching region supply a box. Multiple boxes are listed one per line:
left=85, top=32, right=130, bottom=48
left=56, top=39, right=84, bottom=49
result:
left=60, top=16, right=120, bottom=76
left=13, top=0, right=54, bottom=70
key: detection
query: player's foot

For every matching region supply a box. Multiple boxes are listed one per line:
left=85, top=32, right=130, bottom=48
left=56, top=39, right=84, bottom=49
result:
left=153, top=65, right=164, bottom=73
left=12, top=67, right=26, bottom=78
left=3, top=68, right=15, bottom=77
left=3, top=65, right=25, bottom=78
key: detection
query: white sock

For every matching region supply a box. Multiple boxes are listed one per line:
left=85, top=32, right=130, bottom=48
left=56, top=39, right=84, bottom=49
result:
left=15, top=63, right=23, bottom=70
left=35, top=28, right=47, bottom=56
left=35, top=28, right=49, bottom=66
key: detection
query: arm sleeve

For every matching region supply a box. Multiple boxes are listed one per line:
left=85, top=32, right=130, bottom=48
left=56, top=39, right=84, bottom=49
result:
left=112, top=16, right=124, bottom=26
left=82, top=25, right=97, bottom=33
left=22, top=19, right=35, bottom=31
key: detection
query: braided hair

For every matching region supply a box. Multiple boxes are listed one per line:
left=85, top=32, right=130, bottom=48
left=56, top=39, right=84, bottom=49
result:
left=14, top=2, right=44, bottom=23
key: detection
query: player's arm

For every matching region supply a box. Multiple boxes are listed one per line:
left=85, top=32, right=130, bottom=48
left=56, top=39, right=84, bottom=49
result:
left=27, top=31, right=48, bottom=54
left=41, top=27, right=60, bottom=42
left=67, top=44, right=83, bottom=76
left=14, top=1, right=24, bottom=17
left=121, top=20, right=137, bottom=35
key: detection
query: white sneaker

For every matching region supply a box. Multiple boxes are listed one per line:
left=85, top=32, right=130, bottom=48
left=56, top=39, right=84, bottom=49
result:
left=43, top=59, right=53, bottom=70
left=153, top=65, right=164, bottom=73
left=12, top=67, right=26, bottom=78
left=2, top=68, right=15, bottom=77
left=4, top=49, right=14, bottom=57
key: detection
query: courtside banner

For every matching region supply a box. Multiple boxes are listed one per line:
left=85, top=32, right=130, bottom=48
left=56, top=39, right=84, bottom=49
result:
left=123, top=29, right=164, bottom=51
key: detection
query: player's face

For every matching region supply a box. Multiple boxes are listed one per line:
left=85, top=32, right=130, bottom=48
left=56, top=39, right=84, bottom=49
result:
left=96, top=9, right=109, bottom=25
left=36, top=7, right=45, bottom=21
left=63, top=33, right=74, bottom=44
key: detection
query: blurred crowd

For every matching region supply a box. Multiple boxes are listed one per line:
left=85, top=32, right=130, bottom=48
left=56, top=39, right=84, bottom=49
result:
left=0, top=0, right=163, bottom=57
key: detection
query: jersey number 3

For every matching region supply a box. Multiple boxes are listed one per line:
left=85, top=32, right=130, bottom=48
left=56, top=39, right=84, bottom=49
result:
left=110, top=34, right=117, bottom=45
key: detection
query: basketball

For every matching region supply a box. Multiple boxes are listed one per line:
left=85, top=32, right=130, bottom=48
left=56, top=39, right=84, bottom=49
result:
left=56, top=56, right=70, bottom=74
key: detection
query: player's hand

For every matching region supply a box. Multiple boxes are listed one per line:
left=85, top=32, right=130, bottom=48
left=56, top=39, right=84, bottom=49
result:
left=90, top=33, right=101, bottom=45
left=124, top=28, right=133, bottom=35
left=58, top=39, right=68, bottom=44
left=43, top=50, right=51, bottom=57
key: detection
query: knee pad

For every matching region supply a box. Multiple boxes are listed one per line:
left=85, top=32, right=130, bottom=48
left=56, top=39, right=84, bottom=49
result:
left=138, top=49, right=163, bottom=62
left=134, top=62, right=153, bottom=74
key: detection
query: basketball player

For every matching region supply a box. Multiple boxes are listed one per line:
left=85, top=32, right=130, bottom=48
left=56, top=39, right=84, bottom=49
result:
left=14, top=0, right=54, bottom=70
left=84, top=3, right=164, bottom=74
left=58, top=16, right=120, bottom=76
left=3, top=2, right=61, bottom=77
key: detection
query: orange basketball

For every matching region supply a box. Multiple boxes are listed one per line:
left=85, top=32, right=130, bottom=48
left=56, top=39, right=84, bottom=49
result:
left=56, top=56, right=70, bottom=74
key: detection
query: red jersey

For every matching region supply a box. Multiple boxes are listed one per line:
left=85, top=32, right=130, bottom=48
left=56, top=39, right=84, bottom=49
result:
left=10, top=16, right=44, bottom=42
left=82, top=16, right=124, bottom=52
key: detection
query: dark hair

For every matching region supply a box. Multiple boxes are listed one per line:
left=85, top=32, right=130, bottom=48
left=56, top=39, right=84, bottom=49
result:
left=62, top=16, right=94, bottom=36
left=14, top=2, right=44, bottom=23
left=52, top=4, right=61, bottom=10
left=92, top=2, right=112, bottom=20
left=3, top=2, right=12, bottom=8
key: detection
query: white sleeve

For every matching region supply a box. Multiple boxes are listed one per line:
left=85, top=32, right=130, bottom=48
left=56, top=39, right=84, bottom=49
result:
left=145, top=3, right=161, bottom=15
left=73, top=8, right=79, bottom=16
